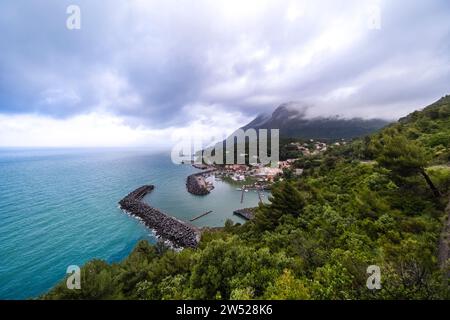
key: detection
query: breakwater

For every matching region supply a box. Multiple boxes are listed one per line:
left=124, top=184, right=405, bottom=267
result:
left=119, top=185, right=200, bottom=248
left=186, top=169, right=216, bottom=195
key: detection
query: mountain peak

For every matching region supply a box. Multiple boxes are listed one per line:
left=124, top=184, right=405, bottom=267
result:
left=272, top=102, right=309, bottom=119
left=241, top=102, right=390, bottom=139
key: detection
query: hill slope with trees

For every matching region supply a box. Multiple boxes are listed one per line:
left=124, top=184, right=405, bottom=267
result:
left=43, top=97, right=450, bottom=300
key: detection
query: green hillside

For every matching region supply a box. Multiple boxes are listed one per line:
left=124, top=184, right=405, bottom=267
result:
left=43, top=97, right=450, bottom=300
left=394, top=95, right=450, bottom=162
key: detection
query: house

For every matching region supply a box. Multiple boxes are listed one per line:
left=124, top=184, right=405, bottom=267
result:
left=278, top=159, right=297, bottom=169
left=254, top=167, right=282, bottom=181
left=231, top=174, right=245, bottom=181
left=225, top=164, right=248, bottom=172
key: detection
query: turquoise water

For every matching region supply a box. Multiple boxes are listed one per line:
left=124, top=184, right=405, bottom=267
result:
left=0, top=148, right=268, bottom=300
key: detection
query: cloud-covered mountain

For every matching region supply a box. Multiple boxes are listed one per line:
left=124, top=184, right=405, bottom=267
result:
left=241, top=103, right=389, bottom=139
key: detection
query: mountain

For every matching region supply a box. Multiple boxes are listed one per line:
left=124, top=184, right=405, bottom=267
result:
left=241, top=103, right=390, bottom=140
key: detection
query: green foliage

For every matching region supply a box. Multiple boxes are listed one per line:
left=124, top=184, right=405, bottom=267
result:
left=253, top=181, right=306, bottom=231
left=42, top=260, right=119, bottom=300
left=190, top=237, right=290, bottom=299
left=374, top=134, right=429, bottom=176
left=428, top=166, right=450, bottom=193
left=264, top=269, right=310, bottom=300
left=370, top=131, right=442, bottom=197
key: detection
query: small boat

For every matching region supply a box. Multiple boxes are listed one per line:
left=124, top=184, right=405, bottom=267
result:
left=244, top=189, right=249, bottom=192
left=236, top=188, right=242, bottom=191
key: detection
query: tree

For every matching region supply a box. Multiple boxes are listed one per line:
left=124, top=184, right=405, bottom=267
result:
left=264, top=269, right=310, bottom=300
left=375, top=134, right=441, bottom=197
left=190, top=238, right=288, bottom=299
left=230, top=287, right=254, bottom=300
left=42, top=260, right=119, bottom=300
left=253, top=181, right=306, bottom=231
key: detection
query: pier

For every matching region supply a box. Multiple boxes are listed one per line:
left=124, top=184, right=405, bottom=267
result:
left=190, top=210, right=213, bottom=222
left=119, top=185, right=200, bottom=248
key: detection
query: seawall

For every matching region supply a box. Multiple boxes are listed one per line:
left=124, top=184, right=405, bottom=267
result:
left=119, top=185, right=200, bottom=248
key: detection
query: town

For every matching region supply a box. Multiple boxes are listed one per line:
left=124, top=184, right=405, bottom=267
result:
left=190, top=139, right=340, bottom=192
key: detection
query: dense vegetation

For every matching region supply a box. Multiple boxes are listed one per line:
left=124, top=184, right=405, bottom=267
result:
left=43, top=97, right=450, bottom=300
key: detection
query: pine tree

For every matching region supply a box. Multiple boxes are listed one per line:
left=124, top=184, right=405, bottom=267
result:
left=254, top=181, right=306, bottom=231
left=375, top=134, right=441, bottom=197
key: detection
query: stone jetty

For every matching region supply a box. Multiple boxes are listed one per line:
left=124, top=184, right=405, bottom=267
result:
left=233, top=207, right=257, bottom=220
left=186, top=169, right=216, bottom=195
left=119, top=185, right=200, bottom=248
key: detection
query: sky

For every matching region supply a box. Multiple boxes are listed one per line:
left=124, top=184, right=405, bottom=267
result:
left=0, top=0, right=449, bottom=148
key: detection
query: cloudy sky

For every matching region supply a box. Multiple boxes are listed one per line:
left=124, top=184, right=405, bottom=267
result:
left=0, top=0, right=449, bottom=148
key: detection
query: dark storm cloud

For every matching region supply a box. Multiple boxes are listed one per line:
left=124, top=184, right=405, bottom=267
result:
left=0, top=0, right=449, bottom=127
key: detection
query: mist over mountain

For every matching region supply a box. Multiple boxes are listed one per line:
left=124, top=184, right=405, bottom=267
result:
left=241, top=103, right=390, bottom=140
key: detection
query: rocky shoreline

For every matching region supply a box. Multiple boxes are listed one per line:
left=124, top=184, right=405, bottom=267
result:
left=119, top=185, right=200, bottom=248
left=186, top=169, right=216, bottom=195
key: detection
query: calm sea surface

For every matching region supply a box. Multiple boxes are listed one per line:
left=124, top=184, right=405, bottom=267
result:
left=0, top=148, right=268, bottom=299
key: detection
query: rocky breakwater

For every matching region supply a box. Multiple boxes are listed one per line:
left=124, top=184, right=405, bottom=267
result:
left=119, top=185, right=200, bottom=248
left=186, top=169, right=216, bottom=196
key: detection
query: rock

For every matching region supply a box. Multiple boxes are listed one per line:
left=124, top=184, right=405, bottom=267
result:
left=186, top=169, right=216, bottom=196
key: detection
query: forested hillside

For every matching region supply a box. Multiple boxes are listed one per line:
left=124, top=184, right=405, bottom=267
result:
left=43, top=97, right=450, bottom=300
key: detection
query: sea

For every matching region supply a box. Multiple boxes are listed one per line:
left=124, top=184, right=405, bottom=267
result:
left=0, top=148, right=268, bottom=299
